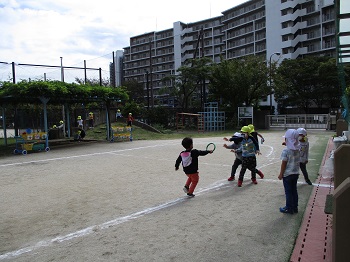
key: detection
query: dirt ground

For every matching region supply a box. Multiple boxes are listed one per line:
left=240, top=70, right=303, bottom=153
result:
left=0, top=130, right=331, bottom=262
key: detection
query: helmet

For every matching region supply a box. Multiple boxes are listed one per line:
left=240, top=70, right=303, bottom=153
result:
left=52, top=125, right=57, bottom=128
left=77, top=116, right=81, bottom=120
left=248, top=124, right=255, bottom=133
left=117, top=109, right=120, bottom=112
left=89, top=112, right=93, bottom=115
left=129, top=113, right=132, bottom=115
left=59, top=120, right=63, bottom=124
left=241, top=126, right=250, bottom=133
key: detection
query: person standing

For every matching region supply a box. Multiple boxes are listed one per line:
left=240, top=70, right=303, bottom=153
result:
left=88, top=112, right=94, bottom=129
left=77, top=116, right=83, bottom=128
left=223, top=132, right=244, bottom=181
left=278, top=129, right=300, bottom=214
left=127, top=113, right=134, bottom=126
left=297, top=127, right=312, bottom=185
left=175, top=137, right=213, bottom=197
left=237, top=126, right=261, bottom=187
left=248, top=124, right=265, bottom=179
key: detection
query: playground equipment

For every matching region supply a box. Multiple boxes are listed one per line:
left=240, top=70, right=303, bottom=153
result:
left=13, top=130, right=49, bottom=155
left=198, top=102, right=225, bottom=131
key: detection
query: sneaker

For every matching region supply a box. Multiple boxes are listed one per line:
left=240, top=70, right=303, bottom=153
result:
left=183, top=186, right=189, bottom=193
left=187, top=193, right=195, bottom=197
left=237, top=180, right=243, bottom=187
left=305, top=179, right=312, bottom=185
left=257, top=170, right=264, bottom=179
left=251, top=178, right=258, bottom=184
left=279, top=206, right=293, bottom=214
left=228, top=176, right=235, bottom=181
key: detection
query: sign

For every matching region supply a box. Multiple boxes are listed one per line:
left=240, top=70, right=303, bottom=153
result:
left=238, top=107, right=253, bottom=118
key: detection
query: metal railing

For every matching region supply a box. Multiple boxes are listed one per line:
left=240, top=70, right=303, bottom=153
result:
left=266, top=114, right=330, bottom=130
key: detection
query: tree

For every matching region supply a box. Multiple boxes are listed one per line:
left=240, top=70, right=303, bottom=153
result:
left=122, top=79, right=145, bottom=104
left=75, top=77, right=110, bottom=87
left=274, top=57, right=343, bottom=113
left=172, top=57, right=213, bottom=111
left=208, top=55, right=270, bottom=112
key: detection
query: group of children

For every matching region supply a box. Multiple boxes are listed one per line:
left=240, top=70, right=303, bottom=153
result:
left=174, top=125, right=311, bottom=215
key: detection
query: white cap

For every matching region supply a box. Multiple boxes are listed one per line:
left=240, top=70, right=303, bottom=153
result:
left=283, top=129, right=299, bottom=150
left=233, top=132, right=242, bottom=137
left=297, top=128, right=307, bottom=136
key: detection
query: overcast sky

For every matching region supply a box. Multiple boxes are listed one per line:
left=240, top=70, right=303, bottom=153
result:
left=0, top=0, right=246, bottom=69
left=0, top=0, right=349, bottom=82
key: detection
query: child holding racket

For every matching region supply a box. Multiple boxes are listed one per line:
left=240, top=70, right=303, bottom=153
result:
left=175, top=137, right=213, bottom=197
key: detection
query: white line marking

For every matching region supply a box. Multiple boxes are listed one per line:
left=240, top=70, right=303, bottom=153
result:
left=0, top=175, right=332, bottom=260
left=0, top=143, right=178, bottom=168
left=0, top=180, right=226, bottom=260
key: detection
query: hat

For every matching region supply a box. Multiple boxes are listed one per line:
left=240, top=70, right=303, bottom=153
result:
left=233, top=132, right=243, bottom=137
left=77, top=116, right=81, bottom=120
left=240, top=126, right=250, bottom=133
left=129, top=113, right=132, bottom=115
left=297, top=128, right=307, bottom=136
left=59, top=120, right=63, bottom=124
left=248, top=124, right=255, bottom=133
left=89, top=112, right=93, bottom=115
left=283, top=129, right=299, bottom=150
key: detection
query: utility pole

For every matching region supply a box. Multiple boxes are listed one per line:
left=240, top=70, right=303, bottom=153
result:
left=269, top=52, right=280, bottom=115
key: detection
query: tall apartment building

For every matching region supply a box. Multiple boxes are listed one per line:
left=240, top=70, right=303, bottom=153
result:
left=119, top=0, right=336, bottom=108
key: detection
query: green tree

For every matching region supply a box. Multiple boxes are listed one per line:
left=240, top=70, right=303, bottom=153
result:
left=274, top=57, right=343, bottom=112
left=172, top=58, right=213, bottom=111
left=122, top=79, right=145, bottom=104
left=208, top=55, right=270, bottom=112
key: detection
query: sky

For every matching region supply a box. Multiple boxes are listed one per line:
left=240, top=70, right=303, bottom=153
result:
left=0, top=0, right=247, bottom=81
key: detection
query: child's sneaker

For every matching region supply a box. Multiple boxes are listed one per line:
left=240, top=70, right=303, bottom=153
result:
left=257, top=170, right=264, bottom=179
left=228, top=176, right=235, bottom=181
left=251, top=178, right=258, bottom=184
left=279, top=206, right=293, bottom=214
left=187, top=193, right=195, bottom=197
left=237, top=180, right=243, bottom=187
left=305, top=179, right=312, bottom=185
left=183, top=186, right=189, bottom=193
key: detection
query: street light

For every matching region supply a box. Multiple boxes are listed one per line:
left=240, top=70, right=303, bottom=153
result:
left=269, top=52, right=280, bottom=114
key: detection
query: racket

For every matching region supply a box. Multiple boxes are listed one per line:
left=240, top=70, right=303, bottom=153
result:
left=206, top=143, right=216, bottom=152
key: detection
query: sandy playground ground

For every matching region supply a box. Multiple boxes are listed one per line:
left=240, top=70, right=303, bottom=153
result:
left=0, top=130, right=331, bottom=262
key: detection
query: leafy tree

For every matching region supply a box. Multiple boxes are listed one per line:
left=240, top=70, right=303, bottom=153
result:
left=208, top=55, right=270, bottom=112
left=171, top=58, right=213, bottom=111
left=122, top=79, right=145, bottom=104
left=75, top=77, right=110, bottom=87
left=274, top=57, right=344, bottom=112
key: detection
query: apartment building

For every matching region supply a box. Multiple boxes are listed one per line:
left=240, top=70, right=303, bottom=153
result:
left=117, top=0, right=336, bottom=108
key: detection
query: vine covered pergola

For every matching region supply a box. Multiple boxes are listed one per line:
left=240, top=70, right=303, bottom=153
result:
left=0, top=80, right=129, bottom=146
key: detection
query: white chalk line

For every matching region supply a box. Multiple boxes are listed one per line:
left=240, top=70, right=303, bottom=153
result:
left=0, top=180, right=228, bottom=260
left=0, top=143, right=179, bottom=169
left=0, top=174, right=331, bottom=260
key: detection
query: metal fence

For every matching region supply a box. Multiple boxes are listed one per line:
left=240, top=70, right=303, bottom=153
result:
left=266, top=114, right=331, bottom=130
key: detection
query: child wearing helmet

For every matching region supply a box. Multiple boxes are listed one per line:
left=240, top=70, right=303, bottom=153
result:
left=248, top=124, right=265, bottom=144
left=247, top=124, right=265, bottom=178
left=88, top=112, right=94, bottom=129
left=77, top=116, right=83, bottom=128
left=127, top=113, right=134, bottom=126
left=223, top=131, right=264, bottom=181
left=237, top=126, right=261, bottom=187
